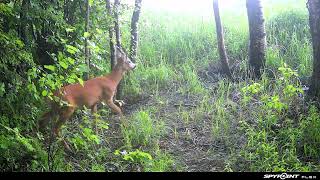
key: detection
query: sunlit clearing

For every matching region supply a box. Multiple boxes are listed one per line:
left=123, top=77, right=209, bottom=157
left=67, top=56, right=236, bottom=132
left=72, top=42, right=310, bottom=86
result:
left=123, top=0, right=245, bottom=17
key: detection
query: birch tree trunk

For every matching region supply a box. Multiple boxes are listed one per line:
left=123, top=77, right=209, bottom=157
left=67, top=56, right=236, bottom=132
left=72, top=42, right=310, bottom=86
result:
left=114, top=0, right=121, bottom=48
left=114, top=0, right=122, bottom=99
left=85, top=0, right=91, bottom=80
left=106, top=0, right=116, bottom=71
left=130, top=0, right=142, bottom=63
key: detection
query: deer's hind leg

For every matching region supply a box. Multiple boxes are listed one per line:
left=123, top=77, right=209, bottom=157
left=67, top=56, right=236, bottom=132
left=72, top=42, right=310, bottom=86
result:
left=38, top=110, right=53, bottom=133
left=91, top=104, right=98, bottom=134
left=54, top=106, right=76, bottom=151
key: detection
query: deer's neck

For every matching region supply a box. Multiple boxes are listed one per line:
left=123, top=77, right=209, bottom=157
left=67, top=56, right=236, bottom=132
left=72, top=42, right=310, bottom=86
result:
left=108, top=66, right=125, bottom=85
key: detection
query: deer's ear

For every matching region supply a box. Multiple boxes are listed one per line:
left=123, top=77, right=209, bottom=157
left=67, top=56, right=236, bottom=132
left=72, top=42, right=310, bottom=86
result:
left=115, top=50, right=124, bottom=65
left=115, top=46, right=124, bottom=59
left=115, top=48, right=122, bottom=59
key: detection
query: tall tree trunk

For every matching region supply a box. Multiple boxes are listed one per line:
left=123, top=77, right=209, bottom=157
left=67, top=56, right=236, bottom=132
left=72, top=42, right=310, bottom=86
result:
left=114, top=0, right=122, bottom=99
left=308, top=0, right=320, bottom=99
left=63, top=0, right=69, bottom=22
left=20, top=0, right=30, bottom=47
left=130, top=0, right=142, bottom=63
left=106, top=0, right=116, bottom=71
left=114, top=0, right=121, bottom=48
left=246, top=0, right=266, bottom=78
left=2, top=1, right=10, bottom=33
left=85, top=0, right=91, bottom=80
left=213, top=0, right=232, bottom=79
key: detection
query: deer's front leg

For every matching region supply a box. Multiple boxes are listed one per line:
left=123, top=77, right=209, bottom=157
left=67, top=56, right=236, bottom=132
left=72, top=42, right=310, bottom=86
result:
left=106, top=99, right=123, bottom=116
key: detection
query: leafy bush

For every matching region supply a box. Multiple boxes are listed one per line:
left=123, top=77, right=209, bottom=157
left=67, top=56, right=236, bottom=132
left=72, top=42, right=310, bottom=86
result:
left=0, top=122, right=47, bottom=171
left=238, top=65, right=318, bottom=171
left=299, top=106, right=320, bottom=161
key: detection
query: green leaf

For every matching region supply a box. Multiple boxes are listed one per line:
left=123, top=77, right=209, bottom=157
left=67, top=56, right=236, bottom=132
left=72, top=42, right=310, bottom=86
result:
left=123, top=155, right=134, bottom=162
left=59, top=61, right=68, bottom=69
left=15, top=39, right=24, bottom=48
left=18, top=137, right=35, bottom=152
left=44, top=65, right=56, bottom=72
left=77, top=64, right=90, bottom=73
left=84, top=32, right=90, bottom=38
left=67, top=57, right=75, bottom=65
left=114, top=150, right=121, bottom=156
left=60, top=38, right=67, bottom=44
left=91, top=134, right=100, bottom=144
left=89, top=0, right=94, bottom=6
left=98, top=122, right=109, bottom=130
left=41, top=90, right=48, bottom=97
left=70, top=74, right=78, bottom=79
left=67, top=78, right=76, bottom=84
left=78, top=78, right=84, bottom=86
left=66, top=28, right=75, bottom=32
left=96, top=28, right=103, bottom=34
left=0, top=83, right=5, bottom=97
left=58, top=52, right=64, bottom=61
left=66, top=45, right=78, bottom=54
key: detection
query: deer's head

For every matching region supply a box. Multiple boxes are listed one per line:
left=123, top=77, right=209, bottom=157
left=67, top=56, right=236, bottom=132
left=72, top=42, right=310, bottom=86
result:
left=115, top=47, right=136, bottom=71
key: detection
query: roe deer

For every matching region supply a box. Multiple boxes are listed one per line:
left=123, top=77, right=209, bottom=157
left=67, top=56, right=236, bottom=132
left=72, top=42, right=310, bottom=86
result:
left=38, top=47, right=136, bottom=150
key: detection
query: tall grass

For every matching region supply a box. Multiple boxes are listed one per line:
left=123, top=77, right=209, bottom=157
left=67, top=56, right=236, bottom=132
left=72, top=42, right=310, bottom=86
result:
left=121, top=0, right=312, bottom=98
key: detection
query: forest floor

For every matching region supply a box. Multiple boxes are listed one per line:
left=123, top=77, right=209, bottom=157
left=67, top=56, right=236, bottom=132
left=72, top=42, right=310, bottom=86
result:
left=60, top=60, right=319, bottom=172
left=99, top=65, right=247, bottom=172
